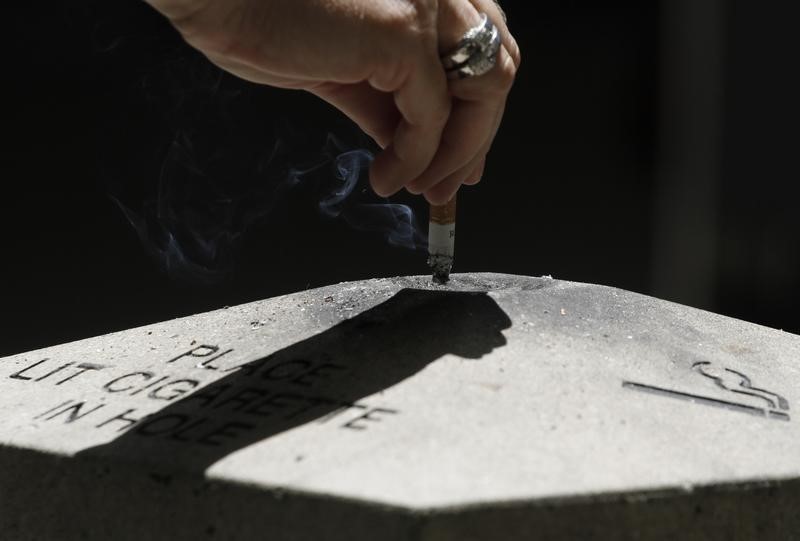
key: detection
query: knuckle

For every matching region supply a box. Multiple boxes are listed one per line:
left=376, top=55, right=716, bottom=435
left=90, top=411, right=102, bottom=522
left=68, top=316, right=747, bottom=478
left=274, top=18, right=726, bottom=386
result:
left=170, top=1, right=246, bottom=60
left=369, top=58, right=411, bottom=92
left=508, top=37, right=522, bottom=69
left=495, top=53, right=518, bottom=92
left=381, top=10, right=416, bottom=39
left=381, top=1, right=434, bottom=40
left=376, top=2, right=438, bottom=60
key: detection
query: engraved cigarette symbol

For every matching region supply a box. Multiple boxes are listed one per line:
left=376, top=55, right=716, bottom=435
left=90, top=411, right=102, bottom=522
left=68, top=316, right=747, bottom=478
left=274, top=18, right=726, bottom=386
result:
left=691, top=362, right=790, bottom=411
left=623, top=361, right=791, bottom=421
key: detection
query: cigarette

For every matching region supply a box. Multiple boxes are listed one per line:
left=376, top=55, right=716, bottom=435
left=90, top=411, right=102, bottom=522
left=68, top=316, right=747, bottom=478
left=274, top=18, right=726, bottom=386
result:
left=428, top=197, right=456, bottom=284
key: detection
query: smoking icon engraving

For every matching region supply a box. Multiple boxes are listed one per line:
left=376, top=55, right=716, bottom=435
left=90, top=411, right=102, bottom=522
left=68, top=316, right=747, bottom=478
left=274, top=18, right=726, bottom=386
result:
left=623, top=361, right=791, bottom=421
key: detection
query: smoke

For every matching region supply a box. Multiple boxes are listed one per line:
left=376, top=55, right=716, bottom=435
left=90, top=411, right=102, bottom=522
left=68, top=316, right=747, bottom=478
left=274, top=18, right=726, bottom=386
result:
left=319, top=138, right=427, bottom=252
left=112, top=131, right=426, bottom=285
left=97, top=4, right=425, bottom=285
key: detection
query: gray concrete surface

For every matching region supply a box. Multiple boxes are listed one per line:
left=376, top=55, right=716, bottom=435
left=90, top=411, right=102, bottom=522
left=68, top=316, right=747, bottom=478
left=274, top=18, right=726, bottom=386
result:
left=1, top=273, right=798, bottom=540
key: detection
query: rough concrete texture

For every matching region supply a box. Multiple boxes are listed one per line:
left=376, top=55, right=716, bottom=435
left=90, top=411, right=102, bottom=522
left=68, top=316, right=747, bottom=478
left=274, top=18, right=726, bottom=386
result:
left=1, top=273, right=799, bottom=540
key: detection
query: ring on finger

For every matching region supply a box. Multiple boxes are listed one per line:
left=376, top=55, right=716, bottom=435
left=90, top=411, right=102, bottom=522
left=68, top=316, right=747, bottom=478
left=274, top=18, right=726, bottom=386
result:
left=440, top=13, right=502, bottom=80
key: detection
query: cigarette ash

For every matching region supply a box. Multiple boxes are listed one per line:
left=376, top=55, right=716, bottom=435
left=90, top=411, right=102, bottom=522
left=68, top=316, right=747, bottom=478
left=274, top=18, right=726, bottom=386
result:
left=325, top=274, right=557, bottom=301
left=428, top=255, right=454, bottom=285
left=293, top=274, right=558, bottom=336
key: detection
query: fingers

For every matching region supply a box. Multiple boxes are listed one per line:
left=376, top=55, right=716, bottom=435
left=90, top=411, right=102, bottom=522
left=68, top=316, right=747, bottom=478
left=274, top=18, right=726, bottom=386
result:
left=406, top=97, right=498, bottom=194
left=467, top=0, right=521, bottom=69
left=424, top=155, right=486, bottom=204
left=407, top=93, right=504, bottom=195
left=310, top=82, right=400, bottom=148
left=423, top=99, right=500, bottom=204
left=369, top=53, right=451, bottom=198
left=463, top=156, right=487, bottom=185
left=407, top=1, right=519, bottom=200
left=411, top=47, right=514, bottom=199
left=447, top=44, right=518, bottom=102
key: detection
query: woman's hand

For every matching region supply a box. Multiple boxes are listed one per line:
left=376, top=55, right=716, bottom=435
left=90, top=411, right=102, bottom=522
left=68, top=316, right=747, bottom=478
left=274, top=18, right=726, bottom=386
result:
left=145, top=0, right=520, bottom=204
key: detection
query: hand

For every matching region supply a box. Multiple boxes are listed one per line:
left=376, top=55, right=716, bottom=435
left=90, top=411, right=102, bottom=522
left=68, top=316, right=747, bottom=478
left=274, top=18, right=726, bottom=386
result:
left=144, top=0, right=520, bottom=204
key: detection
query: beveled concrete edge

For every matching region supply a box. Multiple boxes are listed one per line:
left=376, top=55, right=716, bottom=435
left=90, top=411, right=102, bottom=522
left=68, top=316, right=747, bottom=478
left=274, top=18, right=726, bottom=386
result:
left=4, top=444, right=796, bottom=541
left=6, top=440, right=798, bottom=513
left=7, top=441, right=798, bottom=519
left=5, top=272, right=796, bottom=361
left=198, top=465, right=800, bottom=518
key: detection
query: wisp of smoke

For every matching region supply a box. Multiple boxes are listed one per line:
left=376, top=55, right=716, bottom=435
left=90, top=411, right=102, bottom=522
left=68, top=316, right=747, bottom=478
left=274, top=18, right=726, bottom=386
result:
left=98, top=8, right=427, bottom=285
left=319, top=139, right=427, bottom=252
left=113, top=131, right=426, bottom=285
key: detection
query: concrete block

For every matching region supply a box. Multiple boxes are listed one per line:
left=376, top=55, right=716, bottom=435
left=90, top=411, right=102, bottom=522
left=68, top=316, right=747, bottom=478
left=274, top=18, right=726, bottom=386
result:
left=1, top=273, right=798, bottom=540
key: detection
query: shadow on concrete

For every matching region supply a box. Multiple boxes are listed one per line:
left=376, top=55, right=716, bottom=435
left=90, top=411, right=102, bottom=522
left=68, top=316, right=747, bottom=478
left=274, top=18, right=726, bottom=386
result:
left=78, top=289, right=512, bottom=472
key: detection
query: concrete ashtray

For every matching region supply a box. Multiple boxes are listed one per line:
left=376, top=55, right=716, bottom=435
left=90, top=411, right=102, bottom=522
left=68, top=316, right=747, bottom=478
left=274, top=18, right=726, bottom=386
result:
left=1, top=274, right=798, bottom=539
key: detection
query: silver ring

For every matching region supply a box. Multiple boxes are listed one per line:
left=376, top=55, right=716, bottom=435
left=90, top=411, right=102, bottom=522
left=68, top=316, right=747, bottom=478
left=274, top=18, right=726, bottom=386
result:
left=440, top=13, right=502, bottom=80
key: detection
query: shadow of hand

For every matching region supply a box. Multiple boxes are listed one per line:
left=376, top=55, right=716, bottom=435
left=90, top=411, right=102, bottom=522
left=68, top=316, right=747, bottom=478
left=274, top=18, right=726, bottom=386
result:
left=78, top=289, right=512, bottom=471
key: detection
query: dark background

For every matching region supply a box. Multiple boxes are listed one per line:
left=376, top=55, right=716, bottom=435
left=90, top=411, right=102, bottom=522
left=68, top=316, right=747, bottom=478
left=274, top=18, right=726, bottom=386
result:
left=3, top=1, right=799, bottom=356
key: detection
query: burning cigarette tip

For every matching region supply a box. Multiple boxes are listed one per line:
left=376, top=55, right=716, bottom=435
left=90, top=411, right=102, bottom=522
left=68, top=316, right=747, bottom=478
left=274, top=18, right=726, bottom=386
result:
left=429, top=255, right=453, bottom=284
